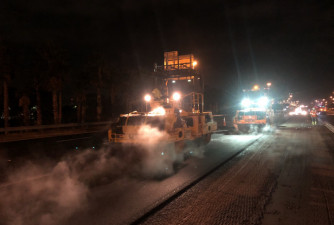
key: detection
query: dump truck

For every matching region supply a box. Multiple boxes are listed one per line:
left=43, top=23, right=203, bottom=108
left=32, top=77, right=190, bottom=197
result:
left=233, top=84, right=273, bottom=133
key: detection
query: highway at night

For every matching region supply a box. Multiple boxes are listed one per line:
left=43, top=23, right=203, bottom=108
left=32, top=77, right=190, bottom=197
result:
left=0, top=116, right=333, bottom=225
left=0, top=2, right=333, bottom=224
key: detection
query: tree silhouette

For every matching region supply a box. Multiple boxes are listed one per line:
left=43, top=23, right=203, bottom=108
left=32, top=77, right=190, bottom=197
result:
left=33, top=76, right=43, bottom=125
left=40, top=41, right=67, bottom=124
left=0, top=38, right=11, bottom=130
left=18, top=93, right=30, bottom=126
left=71, top=68, right=90, bottom=123
left=89, top=54, right=108, bottom=122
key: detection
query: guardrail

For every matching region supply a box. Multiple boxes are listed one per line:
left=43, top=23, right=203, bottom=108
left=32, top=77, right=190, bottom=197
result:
left=0, top=121, right=112, bottom=135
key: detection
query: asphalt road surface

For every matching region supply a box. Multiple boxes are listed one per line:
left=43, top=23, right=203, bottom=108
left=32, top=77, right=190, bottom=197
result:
left=319, top=114, right=334, bottom=125
left=0, top=116, right=333, bottom=225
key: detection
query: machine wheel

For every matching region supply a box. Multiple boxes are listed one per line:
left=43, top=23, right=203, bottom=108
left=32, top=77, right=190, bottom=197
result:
left=238, top=125, right=250, bottom=134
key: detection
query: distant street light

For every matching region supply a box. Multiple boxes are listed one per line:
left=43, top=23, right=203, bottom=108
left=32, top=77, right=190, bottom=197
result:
left=266, top=82, right=272, bottom=95
left=252, top=85, right=260, bottom=91
left=144, top=94, right=151, bottom=112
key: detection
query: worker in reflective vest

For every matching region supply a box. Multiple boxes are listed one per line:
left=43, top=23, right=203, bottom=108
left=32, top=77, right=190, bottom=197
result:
left=310, top=108, right=317, bottom=125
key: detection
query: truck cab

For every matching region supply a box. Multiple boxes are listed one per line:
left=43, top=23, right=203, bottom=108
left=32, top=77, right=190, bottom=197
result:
left=233, top=108, right=272, bottom=133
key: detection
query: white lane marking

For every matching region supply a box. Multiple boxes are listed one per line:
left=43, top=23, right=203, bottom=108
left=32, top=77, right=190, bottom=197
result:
left=324, top=122, right=334, bottom=134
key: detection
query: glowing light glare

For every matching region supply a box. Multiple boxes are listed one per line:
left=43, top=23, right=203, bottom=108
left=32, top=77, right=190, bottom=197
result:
left=144, top=94, right=151, bottom=102
left=266, top=82, right=272, bottom=87
left=149, top=106, right=166, bottom=115
left=172, top=92, right=181, bottom=101
left=263, top=125, right=271, bottom=132
left=172, top=80, right=176, bottom=83
left=192, top=61, right=198, bottom=67
left=257, top=96, right=269, bottom=107
left=241, top=98, right=252, bottom=107
left=289, top=107, right=308, bottom=116
left=252, top=85, right=260, bottom=91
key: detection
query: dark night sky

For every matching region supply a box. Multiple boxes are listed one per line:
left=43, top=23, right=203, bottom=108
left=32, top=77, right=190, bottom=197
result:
left=1, top=0, right=333, bottom=103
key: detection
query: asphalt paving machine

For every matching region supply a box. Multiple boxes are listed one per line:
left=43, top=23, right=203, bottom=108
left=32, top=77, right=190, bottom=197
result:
left=108, top=51, right=217, bottom=154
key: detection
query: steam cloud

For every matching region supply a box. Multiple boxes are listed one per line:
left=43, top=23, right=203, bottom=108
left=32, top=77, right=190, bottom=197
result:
left=0, top=124, right=202, bottom=224
left=131, top=125, right=180, bottom=177
left=0, top=162, right=87, bottom=225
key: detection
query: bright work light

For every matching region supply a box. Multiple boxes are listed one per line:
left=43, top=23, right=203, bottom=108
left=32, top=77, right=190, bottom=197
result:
left=257, top=96, right=269, bottom=107
left=144, top=94, right=151, bottom=102
left=241, top=98, right=252, bottom=107
left=172, top=92, right=181, bottom=101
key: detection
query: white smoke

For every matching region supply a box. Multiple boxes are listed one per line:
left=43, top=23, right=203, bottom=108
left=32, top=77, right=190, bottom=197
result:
left=0, top=124, right=207, bottom=224
left=0, top=125, right=175, bottom=225
left=126, top=125, right=178, bottom=178
left=63, top=147, right=126, bottom=185
left=184, top=141, right=206, bottom=159
left=0, top=161, right=87, bottom=225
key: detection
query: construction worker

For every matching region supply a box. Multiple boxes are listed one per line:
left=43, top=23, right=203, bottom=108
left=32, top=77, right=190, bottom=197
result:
left=310, top=108, right=318, bottom=125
